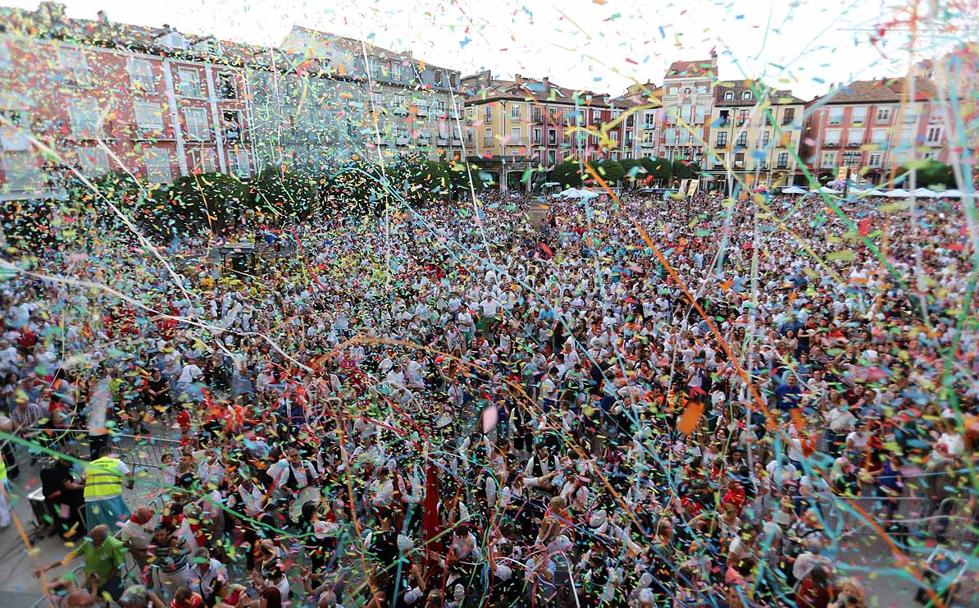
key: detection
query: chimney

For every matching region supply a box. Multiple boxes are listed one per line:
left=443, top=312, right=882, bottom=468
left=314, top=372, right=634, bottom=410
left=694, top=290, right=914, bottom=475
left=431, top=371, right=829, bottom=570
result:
left=514, top=73, right=523, bottom=84
left=542, top=76, right=549, bottom=87
left=97, top=10, right=108, bottom=24
left=162, top=23, right=172, bottom=33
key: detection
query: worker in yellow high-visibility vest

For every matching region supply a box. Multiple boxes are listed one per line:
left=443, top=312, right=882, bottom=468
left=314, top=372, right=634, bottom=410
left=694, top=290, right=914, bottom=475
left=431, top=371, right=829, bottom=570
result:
left=0, top=456, right=9, bottom=528
left=83, top=446, right=133, bottom=531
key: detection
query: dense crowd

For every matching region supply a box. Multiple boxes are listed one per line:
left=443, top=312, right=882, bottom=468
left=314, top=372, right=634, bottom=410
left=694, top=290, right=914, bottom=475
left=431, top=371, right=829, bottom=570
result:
left=1, top=187, right=977, bottom=608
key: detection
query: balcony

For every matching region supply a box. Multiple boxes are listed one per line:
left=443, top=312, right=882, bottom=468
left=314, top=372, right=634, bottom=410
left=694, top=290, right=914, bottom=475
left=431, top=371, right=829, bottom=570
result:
left=845, top=141, right=861, bottom=148
left=824, top=142, right=839, bottom=148
left=451, top=136, right=462, bottom=145
left=776, top=162, right=788, bottom=169
left=640, top=140, right=656, bottom=148
left=437, top=136, right=448, bottom=146
left=417, top=134, right=431, bottom=145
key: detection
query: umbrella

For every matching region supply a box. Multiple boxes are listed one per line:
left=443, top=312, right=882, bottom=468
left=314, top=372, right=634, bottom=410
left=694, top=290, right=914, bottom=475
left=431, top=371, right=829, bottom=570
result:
left=781, top=186, right=807, bottom=194
left=911, top=187, right=938, bottom=198
left=883, top=189, right=910, bottom=198
left=557, top=187, right=599, bottom=200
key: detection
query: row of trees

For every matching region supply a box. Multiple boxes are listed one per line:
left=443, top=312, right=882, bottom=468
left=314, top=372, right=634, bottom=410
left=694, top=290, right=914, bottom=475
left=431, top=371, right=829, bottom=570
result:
left=547, top=157, right=696, bottom=189
left=2, top=154, right=490, bottom=248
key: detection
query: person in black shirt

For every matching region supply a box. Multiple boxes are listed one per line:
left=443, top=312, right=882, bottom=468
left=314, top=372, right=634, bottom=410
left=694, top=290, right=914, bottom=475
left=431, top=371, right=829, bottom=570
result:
left=39, top=457, right=84, bottom=539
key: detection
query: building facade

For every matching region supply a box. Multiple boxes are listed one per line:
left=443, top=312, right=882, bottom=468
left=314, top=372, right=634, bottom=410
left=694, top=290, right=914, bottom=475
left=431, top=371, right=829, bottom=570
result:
left=613, top=82, right=663, bottom=161
left=706, top=80, right=804, bottom=190
left=280, top=26, right=463, bottom=164
left=658, top=54, right=718, bottom=168
left=800, top=78, right=948, bottom=186
left=0, top=2, right=257, bottom=201
left=462, top=71, right=632, bottom=191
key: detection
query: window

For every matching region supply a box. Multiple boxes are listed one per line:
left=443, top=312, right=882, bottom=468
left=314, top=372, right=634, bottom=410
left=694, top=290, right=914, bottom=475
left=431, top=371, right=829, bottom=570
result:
left=143, top=148, right=172, bottom=183
left=851, top=107, right=867, bottom=124
left=846, top=129, right=863, bottom=146
left=694, top=105, right=706, bottom=124
left=484, top=106, right=492, bottom=122
left=128, top=58, right=155, bottom=93
left=842, top=151, right=861, bottom=167
left=664, top=128, right=676, bottom=145
left=820, top=151, right=836, bottom=168
left=69, top=98, right=101, bottom=137
left=867, top=152, right=882, bottom=167
left=735, top=132, right=747, bottom=147
left=433, top=70, right=443, bottom=86
left=189, top=148, right=215, bottom=173
left=742, top=91, right=752, bottom=100
left=871, top=128, right=888, bottom=145
left=218, top=73, right=237, bottom=100
left=737, top=109, right=749, bottom=125
left=926, top=126, right=942, bottom=144
left=716, top=131, right=728, bottom=147
left=76, top=146, right=109, bottom=176
left=610, top=130, right=619, bottom=142
left=668, top=86, right=678, bottom=95
left=228, top=149, right=251, bottom=178
left=511, top=104, right=520, bottom=120
left=643, top=113, right=655, bottom=127
left=2, top=152, right=38, bottom=190
left=712, top=152, right=725, bottom=167
left=876, top=106, right=891, bottom=122
left=483, top=127, right=492, bottom=147
left=734, top=152, right=745, bottom=166
left=532, top=106, right=542, bottom=123
left=134, top=101, right=164, bottom=131
left=223, top=110, right=242, bottom=141
left=760, top=131, right=770, bottom=146
left=592, top=109, right=601, bottom=121
left=184, top=107, right=210, bottom=140
left=510, top=127, right=521, bottom=145
left=723, top=91, right=734, bottom=100
left=902, top=110, right=917, bottom=124
left=547, top=129, right=556, bottom=145
left=776, top=152, right=789, bottom=168
left=547, top=150, right=556, bottom=166
left=697, top=84, right=707, bottom=94
left=58, top=46, right=91, bottom=85
left=781, top=108, right=796, bottom=126
left=823, top=129, right=841, bottom=146
left=828, top=107, right=844, bottom=125
left=532, top=128, right=541, bottom=145
left=177, top=69, right=202, bottom=97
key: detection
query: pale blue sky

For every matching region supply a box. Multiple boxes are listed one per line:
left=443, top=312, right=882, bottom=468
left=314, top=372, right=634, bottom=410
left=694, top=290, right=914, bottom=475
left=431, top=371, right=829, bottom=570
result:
left=4, top=0, right=969, bottom=98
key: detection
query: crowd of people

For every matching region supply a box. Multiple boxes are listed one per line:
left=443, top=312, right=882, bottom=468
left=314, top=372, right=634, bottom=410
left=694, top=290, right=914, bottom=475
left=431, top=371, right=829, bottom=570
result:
left=0, top=186, right=977, bottom=608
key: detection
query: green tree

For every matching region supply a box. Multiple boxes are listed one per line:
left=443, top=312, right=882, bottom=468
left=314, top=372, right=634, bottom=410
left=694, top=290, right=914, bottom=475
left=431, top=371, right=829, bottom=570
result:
left=251, top=166, right=320, bottom=222
left=162, top=173, right=250, bottom=235
left=548, top=160, right=583, bottom=188
left=671, top=159, right=695, bottom=180
left=640, top=157, right=673, bottom=184
left=897, top=159, right=954, bottom=189
left=618, top=158, right=646, bottom=187
left=594, top=159, right=625, bottom=185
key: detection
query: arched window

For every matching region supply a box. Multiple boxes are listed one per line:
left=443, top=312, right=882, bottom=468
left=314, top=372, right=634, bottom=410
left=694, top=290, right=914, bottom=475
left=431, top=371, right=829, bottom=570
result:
left=684, top=87, right=692, bottom=94
left=742, top=91, right=752, bottom=100
left=724, top=91, right=734, bottom=100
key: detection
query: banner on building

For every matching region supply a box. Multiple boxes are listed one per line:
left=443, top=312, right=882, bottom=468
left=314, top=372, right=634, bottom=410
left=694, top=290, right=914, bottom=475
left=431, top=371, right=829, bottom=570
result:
left=687, top=179, right=699, bottom=196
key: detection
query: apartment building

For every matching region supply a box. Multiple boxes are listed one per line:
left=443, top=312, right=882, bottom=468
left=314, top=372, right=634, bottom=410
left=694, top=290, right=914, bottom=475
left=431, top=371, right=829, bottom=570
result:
left=707, top=80, right=805, bottom=189
left=612, top=82, right=663, bottom=160
left=462, top=71, right=629, bottom=190
left=800, top=77, right=947, bottom=185
left=280, top=26, right=463, bottom=163
left=658, top=54, right=718, bottom=168
left=0, top=2, right=256, bottom=201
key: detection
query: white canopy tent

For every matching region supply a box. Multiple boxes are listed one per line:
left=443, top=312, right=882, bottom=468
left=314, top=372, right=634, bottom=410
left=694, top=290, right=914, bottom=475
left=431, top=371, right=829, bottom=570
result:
left=781, top=186, right=807, bottom=194
left=555, top=187, right=599, bottom=200
left=938, top=190, right=963, bottom=198
left=911, top=187, right=939, bottom=198
left=883, top=189, right=910, bottom=198
left=817, top=186, right=841, bottom=194
left=855, top=188, right=886, bottom=197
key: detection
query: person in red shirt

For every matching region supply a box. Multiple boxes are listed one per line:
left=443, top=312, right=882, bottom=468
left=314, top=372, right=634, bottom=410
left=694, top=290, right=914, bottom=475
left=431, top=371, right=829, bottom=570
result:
left=796, top=565, right=835, bottom=608
left=170, top=586, right=205, bottom=608
left=722, top=478, right=747, bottom=516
